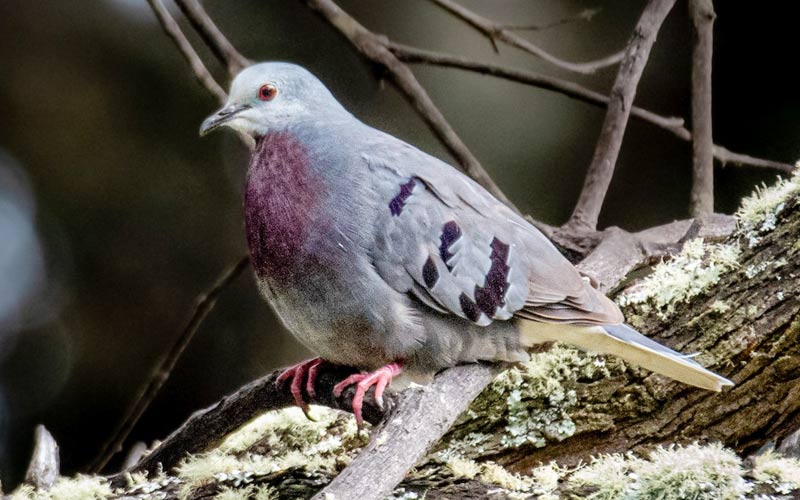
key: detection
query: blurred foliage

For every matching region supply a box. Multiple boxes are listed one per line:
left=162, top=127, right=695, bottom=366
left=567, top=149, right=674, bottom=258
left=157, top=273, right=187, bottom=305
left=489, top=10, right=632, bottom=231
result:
left=0, top=0, right=797, bottom=488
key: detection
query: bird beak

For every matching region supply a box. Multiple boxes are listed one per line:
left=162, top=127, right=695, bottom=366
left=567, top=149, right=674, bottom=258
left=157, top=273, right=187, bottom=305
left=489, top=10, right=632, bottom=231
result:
left=200, top=103, right=250, bottom=136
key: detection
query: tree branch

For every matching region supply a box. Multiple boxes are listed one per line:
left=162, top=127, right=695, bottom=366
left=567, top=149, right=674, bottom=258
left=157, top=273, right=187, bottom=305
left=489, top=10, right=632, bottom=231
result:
left=567, top=0, right=677, bottom=231
left=124, top=362, right=372, bottom=478
left=91, top=257, right=250, bottom=473
left=429, top=0, right=624, bottom=74
left=688, top=0, right=716, bottom=216
left=303, top=0, right=516, bottom=210
left=146, top=0, right=227, bottom=104
left=310, top=364, right=501, bottom=500
left=499, top=8, right=602, bottom=32
left=173, top=0, right=250, bottom=76
left=389, top=43, right=794, bottom=174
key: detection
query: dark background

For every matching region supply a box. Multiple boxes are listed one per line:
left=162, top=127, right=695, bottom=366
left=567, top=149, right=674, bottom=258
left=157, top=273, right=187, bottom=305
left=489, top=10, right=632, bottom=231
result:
left=0, top=0, right=797, bottom=486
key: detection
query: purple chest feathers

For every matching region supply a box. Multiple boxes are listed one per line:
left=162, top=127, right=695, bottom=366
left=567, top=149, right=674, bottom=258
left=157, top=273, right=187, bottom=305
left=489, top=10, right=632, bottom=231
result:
left=245, top=132, right=327, bottom=279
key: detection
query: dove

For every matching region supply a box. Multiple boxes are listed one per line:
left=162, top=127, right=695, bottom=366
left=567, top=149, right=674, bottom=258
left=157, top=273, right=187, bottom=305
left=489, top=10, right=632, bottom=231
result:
left=200, top=62, right=732, bottom=426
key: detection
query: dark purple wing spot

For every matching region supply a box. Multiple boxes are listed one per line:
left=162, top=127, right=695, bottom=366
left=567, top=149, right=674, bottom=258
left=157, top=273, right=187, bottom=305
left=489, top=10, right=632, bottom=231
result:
left=439, top=221, right=462, bottom=269
left=459, top=293, right=482, bottom=323
left=422, top=256, right=439, bottom=288
left=474, top=238, right=511, bottom=317
left=389, top=178, right=417, bottom=216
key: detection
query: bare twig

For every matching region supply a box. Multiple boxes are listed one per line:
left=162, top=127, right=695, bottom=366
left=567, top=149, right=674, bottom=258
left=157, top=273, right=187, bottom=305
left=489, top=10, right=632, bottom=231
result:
left=499, top=8, right=601, bottom=31
left=389, top=43, right=795, bottom=174
left=388, top=43, right=685, bottom=131
left=91, top=256, right=250, bottom=473
left=24, top=425, right=60, bottom=490
left=310, top=364, right=501, bottom=500
left=146, top=0, right=227, bottom=103
left=173, top=0, right=250, bottom=76
left=429, top=0, right=624, bottom=74
left=303, top=0, right=515, bottom=209
left=688, top=0, right=716, bottom=216
left=567, top=0, right=677, bottom=231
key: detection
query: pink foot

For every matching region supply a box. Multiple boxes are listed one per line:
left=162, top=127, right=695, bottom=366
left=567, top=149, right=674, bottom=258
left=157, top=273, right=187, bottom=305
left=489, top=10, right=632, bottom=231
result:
left=333, top=362, right=403, bottom=427
left=276, top=358, right=324, bottom=413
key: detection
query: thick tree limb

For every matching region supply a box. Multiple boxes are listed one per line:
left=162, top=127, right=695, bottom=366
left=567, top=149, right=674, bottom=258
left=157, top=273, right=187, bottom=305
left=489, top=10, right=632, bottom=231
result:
left=309, top=364, right=501, bottom=500
left=91, top=257, right=250, bottom=473
left=567, top=0, right=677, bottom=231
left=173, top=0, right=250, bottom=76
left=126, top=363, right=371, bottom=478
left=689, top=0, right=716, bottom=216
left=303, top=0, right=515, bottom=209
left=429, top=0, right=624, bottom=74
left=146, top=0, right=227, bottom=104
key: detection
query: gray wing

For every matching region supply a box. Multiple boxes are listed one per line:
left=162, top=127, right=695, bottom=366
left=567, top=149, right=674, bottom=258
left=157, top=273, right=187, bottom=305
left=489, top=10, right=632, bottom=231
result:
left=364, top=141, right=623, bottom=327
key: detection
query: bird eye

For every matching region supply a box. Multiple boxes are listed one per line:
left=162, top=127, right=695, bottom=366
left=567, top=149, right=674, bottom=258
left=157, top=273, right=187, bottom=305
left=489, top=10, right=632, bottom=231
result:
left=258, top=84, right=278, bottom=101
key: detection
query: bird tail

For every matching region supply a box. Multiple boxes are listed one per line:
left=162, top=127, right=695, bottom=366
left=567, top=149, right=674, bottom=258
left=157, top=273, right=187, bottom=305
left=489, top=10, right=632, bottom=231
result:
left=520, top=321, right=733, bottom=392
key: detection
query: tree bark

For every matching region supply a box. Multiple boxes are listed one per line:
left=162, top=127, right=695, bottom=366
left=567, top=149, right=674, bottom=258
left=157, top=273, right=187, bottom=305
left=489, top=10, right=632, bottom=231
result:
left=64, top=190, right=799, bottom=500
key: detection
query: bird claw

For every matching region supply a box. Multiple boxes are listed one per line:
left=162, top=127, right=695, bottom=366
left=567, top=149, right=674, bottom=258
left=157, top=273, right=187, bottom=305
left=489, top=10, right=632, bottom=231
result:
left=332, top=362, right=403, bottom=427
left=276, top=357, right=324, bottom=418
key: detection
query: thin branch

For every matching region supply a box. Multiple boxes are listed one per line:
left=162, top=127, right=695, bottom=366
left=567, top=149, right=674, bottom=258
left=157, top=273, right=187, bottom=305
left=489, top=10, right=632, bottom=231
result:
left=146, top=0, right=227, bottom=104
left=303, top=0, right=516, bottom=210
left=499, top=7, right=601, bottom=31
left=389, top=42, right=685, bottom=131
left=90, top=256, right=250, bottom=473
left=429, top=0, right=624, bottom=74
left=567, top=0, right=678, bottom=231
left=173, top=0, right=250, bottom=76
left=688, top=0, right=716, bottom=216
left=389, top=43, right=795, bottom=174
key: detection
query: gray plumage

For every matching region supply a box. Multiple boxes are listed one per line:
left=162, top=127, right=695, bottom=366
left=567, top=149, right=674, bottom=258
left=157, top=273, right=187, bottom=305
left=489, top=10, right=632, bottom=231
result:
left=201, top=62, right=732, bottom=393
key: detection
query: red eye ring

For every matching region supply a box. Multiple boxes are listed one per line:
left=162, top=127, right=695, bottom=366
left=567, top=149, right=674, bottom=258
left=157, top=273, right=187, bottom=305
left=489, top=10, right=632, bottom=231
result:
left=258, top=84, right=278, bottom=101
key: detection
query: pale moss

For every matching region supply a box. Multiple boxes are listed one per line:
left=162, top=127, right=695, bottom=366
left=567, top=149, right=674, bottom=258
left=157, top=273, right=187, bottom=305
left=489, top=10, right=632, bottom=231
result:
left=617, top=238, right=741, bottom=319
left=9, top=476, right=111, bottom=500
left=752, top=451, right=800, bottom=494
left=736, top=168, right=800, bottom=227
left=635, top=443, right=751, bottom=500
left=567, top=443, right=754, bottom=500
left=568, top=452, right=639, bottom=500
left=214, top=484, right=278, bottom=500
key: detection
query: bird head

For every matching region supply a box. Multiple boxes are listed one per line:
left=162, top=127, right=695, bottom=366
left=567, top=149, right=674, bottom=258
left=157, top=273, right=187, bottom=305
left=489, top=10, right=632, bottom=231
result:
left=200, top=62, right=345, bottom=138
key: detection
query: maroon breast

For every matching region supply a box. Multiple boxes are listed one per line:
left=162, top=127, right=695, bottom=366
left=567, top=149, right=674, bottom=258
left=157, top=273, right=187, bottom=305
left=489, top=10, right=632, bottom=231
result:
left=244, top=132, right=327, bottom=280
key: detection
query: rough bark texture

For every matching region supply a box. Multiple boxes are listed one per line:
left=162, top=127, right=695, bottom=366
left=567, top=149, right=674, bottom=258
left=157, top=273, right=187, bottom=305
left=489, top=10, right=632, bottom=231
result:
left=14, top=189, right=800, bottom=499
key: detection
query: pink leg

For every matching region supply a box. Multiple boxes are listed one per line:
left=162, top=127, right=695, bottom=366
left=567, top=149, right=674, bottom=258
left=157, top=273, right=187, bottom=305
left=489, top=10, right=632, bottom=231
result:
left=276, top=357, right=324, bottom=412
left=332, top=362, right=403, bottom=427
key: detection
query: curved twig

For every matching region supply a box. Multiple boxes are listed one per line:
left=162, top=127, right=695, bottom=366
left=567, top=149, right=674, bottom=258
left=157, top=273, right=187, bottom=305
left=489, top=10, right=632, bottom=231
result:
left=429, top=0, right=624, bottom=74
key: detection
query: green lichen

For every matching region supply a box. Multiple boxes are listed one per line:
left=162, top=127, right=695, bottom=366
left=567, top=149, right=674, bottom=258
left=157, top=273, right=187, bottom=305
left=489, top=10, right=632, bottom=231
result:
left=443, top=345, right=617, bottom=455
left=617, top=238, right=741, bottom=320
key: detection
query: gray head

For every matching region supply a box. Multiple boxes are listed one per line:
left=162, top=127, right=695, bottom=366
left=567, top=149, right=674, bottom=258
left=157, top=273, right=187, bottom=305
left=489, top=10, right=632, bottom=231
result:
left=200, top=62, right=348, bottom=138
